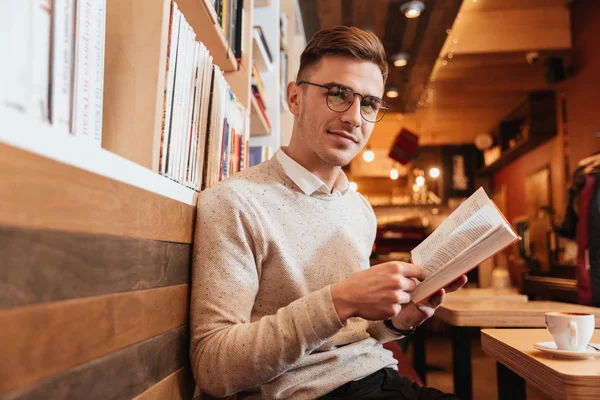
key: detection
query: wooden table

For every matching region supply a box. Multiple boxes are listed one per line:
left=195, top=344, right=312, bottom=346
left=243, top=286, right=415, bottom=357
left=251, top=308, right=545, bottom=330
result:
left=444, top=288, right=528, bottom=303
left=482, top=329, right=600, bottom=400
left=412, top=288, right=527, bottom=388
left=433, top=301, right=600, bottom=400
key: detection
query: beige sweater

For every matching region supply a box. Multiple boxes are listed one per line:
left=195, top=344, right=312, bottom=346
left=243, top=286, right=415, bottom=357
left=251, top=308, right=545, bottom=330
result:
left=190, top=156, right=400, bottom=400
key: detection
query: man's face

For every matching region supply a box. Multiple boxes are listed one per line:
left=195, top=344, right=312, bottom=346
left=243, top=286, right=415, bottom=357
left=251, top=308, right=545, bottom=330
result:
left=289, top=55, right=385, bottom=167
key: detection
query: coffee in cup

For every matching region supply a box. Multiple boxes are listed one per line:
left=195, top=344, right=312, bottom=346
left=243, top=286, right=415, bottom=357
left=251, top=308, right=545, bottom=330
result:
left=545, top=311, right=595, bottom=351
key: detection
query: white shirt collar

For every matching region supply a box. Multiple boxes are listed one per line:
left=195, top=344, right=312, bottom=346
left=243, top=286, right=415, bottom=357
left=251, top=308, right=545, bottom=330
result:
left=275, top=148, right=349, bottom=196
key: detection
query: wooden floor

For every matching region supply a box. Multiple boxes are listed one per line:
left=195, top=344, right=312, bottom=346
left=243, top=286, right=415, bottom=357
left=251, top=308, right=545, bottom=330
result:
left=407, top=335, right=550, bottom=400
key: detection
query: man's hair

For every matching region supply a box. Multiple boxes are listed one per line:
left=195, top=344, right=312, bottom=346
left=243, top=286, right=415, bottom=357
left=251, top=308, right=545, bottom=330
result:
left=297, top=26, right=388, bottom=84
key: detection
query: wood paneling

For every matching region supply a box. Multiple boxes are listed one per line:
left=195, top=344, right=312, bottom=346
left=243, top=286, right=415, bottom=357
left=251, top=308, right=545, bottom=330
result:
left=133, top=368, right=195, bottom=400
left=0, top=142, right=195, bottom=243
left=0, top=226, right=191, bottom=308
left=0, top=285, right=189, bottom=393
left=2, top=326, right=189, bottom=400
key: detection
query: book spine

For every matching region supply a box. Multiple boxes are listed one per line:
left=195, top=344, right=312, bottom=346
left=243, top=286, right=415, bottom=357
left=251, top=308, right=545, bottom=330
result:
left=90, top=0, right=106, bottom=144
left=160, top=1, right=179, bottom=175
left=50, top=0, right=75, bottom=132
left=72, top=0, right=93, bottom=138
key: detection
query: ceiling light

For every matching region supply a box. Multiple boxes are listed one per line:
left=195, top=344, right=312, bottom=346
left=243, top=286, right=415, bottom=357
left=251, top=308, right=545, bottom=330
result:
left=429, top=167, right=440, bottom=178
left=390, top=168, right=399, bottom=180
left=349, top=182, right=358, bottom=191
left=363, top=149, right=375, bottom=162
left=400, top=1, right=425, bottom=19
left=391, top=52, right=410, bottom=67
left=416, top=176, right=425, bottom=187
left=386, top=88, right=399, bottom=98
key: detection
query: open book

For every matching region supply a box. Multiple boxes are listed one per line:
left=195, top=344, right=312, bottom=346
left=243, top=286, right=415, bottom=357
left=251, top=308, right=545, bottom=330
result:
left=410, top=187, right=521, bottom=303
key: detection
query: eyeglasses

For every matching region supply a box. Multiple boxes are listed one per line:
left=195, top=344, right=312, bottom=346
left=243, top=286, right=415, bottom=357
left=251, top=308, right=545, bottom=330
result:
left=297, top=81, right=390, bottom=123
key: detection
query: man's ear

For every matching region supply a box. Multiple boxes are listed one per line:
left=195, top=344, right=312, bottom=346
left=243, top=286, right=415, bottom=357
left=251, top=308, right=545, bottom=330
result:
left=287, top=81, right=301, bottom=117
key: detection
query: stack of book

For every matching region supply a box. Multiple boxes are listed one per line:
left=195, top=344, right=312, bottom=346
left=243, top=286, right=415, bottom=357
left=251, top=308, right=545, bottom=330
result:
left=1, top=0, right=106, bottom=145
left=159, top=1, right=248, bottom=191
left=210, top=0, right=244, bottom=61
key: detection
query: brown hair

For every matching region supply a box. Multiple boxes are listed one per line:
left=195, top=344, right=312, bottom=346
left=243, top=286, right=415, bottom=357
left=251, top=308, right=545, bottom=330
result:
left=297, top=26, right=388, bottom=84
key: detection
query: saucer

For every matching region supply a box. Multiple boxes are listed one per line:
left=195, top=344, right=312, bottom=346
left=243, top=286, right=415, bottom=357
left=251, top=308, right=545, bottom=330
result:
left=533, top=342, right=600, bottom=359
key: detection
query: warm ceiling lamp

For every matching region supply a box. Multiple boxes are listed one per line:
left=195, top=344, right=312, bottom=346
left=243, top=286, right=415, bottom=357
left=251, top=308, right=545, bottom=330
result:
left=416, top=176, right=425, bottom=187
left=363, top=148, right=375, bottom=162
left=429, top=167, right=440, bottom=178
left=390, top=168, right=399, bottom=180
left=391, top=52, right=410, bottom=67
left=400, top=1, right=425, bottom=19
left=386, top=88, right=399, bottom=98
left=349, top=182, right=358, bottom=191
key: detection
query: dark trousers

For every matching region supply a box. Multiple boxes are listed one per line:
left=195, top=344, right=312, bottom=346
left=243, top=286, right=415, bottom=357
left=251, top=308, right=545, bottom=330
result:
left=319, top=369, right=460, bottom=400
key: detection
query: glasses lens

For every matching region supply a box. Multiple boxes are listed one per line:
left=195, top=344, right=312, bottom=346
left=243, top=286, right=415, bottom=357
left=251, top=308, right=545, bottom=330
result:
left=326, top=86, right=352, bottom=111
left=361, top=97, right=387, bottom=122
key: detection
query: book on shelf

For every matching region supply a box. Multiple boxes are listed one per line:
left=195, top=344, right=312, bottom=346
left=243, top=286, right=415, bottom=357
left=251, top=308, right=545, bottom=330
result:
left=3, top=0, right=105, bottom=143
left=212, top=0, right=244, bottom=61
left=249, top=145, right=272, bottom=167
left=251, top=64, right=267, bottom=104
left=72, top=0, right=106, bottom=144
left=252, top=26, right=272, bottom=63
left=409, top=187, right=520, bottom=303
left=50, top=0, right=75, bottom=131
left=159, top=1, right=248, bottom=191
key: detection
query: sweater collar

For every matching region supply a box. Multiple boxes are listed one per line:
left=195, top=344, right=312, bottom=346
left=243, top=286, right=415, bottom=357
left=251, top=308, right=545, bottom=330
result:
left=275, top=148, right=349, bottom=196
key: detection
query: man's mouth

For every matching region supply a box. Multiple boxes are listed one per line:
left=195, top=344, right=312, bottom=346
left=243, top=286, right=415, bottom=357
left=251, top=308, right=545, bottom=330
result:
left=327, top=130, right=358, bottom=143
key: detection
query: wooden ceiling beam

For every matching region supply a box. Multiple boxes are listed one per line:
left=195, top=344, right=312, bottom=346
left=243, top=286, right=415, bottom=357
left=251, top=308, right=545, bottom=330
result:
left=398, top=0, right=463, bottom=113
left=445, top=7, right=571, bottom=55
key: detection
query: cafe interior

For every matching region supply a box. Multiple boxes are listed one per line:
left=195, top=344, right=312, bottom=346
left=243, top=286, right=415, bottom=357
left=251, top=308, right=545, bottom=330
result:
left=297, top=0, right=600, bottom=399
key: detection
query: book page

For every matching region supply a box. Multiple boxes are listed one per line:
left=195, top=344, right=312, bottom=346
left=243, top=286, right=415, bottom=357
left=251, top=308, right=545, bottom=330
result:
left=411, top=226, right=519, bottom=303
left=418, top=203, right=505, bottom=278
left=412, top=187, right=490, bottom=266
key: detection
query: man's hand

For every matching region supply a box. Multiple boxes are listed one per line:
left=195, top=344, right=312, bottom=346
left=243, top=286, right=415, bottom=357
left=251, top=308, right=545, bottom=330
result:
left=330, top=262, right=426, bottom=322
left=389, top=275, right=468, bottom=330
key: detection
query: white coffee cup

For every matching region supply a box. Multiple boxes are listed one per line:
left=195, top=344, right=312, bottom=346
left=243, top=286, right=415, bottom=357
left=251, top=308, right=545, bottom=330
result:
left=545, top=312, right=595, bottom=351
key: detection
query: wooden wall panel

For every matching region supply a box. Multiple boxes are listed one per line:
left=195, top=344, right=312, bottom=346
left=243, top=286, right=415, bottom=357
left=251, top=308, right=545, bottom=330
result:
left=133, top=368, right=195, bottom=400
left=0, top=143, right=195, bottom=243
left=1, top=326, right=189, bottom=400
left=0, top=226, right=191, bottom=308
left=0, top=285, right=189, bottom=393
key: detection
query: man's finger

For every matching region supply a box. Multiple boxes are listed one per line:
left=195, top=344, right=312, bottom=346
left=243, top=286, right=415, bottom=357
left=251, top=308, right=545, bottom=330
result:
left=393, top=262, right=426, bottom=281
left=444, top=275, right=468, bottom=293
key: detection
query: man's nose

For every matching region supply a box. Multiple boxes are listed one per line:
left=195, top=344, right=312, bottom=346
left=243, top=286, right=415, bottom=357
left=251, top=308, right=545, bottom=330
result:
left=340, top=96, right=362, bottom=127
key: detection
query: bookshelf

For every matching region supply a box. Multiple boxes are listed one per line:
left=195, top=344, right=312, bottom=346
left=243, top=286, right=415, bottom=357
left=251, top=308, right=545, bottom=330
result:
left=0, top=106, right=196, bottom=206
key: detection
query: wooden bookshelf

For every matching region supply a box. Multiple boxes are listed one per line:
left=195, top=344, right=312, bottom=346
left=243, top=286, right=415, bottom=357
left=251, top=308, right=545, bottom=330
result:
left=250, top=96, right=271, bottom=137
left=177, top=0, right=239, bottom=73
left=103, top=0, right=250, bottom=173
left=0, top=106, right=196, bottom=206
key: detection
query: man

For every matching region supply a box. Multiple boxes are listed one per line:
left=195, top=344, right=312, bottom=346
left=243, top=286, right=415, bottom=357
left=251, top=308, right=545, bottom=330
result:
left=190, top=26, right=467, bottom=400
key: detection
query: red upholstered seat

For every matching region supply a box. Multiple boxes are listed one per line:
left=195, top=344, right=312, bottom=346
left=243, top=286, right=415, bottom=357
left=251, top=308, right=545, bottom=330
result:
left=382, top=340, right=424, bottom=387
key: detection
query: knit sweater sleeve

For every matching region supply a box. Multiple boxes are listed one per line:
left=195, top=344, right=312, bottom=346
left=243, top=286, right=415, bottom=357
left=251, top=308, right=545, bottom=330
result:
left=190, top=187, right=344, bottom=397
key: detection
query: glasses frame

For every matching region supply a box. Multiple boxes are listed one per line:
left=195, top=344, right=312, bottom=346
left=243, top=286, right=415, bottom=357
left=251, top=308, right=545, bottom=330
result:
left=297, top=81, right=390, bottom=123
